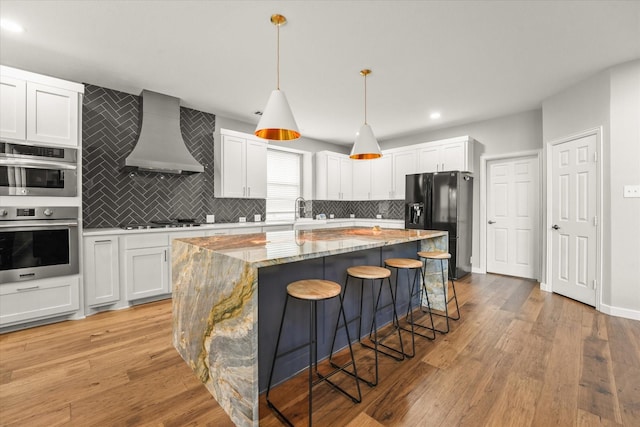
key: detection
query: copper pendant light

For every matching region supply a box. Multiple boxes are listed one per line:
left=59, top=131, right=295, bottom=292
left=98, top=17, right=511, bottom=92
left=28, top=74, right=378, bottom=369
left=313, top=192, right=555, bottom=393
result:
left=255, top=14, right=300, bottom=141
left=350, top=69, right=381, bottom=159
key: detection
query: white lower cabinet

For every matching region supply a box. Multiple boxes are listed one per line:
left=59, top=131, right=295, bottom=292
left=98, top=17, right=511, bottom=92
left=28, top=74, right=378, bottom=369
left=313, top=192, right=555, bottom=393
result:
left=122, top=234, right=170, bottom=301
left=0, top=276, right=80, bottom=326
left=84, top=236, right=120, bottom=307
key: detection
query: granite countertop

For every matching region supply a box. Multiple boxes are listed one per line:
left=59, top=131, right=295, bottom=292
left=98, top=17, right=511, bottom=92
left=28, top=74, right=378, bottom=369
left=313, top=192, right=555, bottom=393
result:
left=82, top=218, right=404, bottom=236
left=175, top=227, right=446, bottom=267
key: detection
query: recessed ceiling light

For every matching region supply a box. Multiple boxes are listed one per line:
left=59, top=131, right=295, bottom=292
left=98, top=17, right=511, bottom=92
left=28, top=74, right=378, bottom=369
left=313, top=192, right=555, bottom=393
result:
left=0, top=18, right=24, bottom=33
left=430, top=112, right=441, bottom=120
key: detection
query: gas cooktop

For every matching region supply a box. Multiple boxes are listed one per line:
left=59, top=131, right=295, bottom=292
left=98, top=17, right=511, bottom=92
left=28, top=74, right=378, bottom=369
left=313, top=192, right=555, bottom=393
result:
left=120, top=219, right=202, bottom=230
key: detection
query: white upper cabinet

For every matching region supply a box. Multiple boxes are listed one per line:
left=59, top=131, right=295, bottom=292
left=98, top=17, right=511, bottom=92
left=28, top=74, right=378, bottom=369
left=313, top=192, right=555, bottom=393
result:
left=315, top=151, right=352, bottom=200
left=352, top=160, right=372, bottom=200
left=370, top=155, right=393, bottom=200
left=417, top=136, right=474, bottom=173
left=214, top=129, right=267, bottom=199
left=0, top=76, right=26, bottom=140
left=26, top=82, right=79, bottom=147
left=391, top=149, right=417, bottom=199
left=0, top=66, right=83, bottom=147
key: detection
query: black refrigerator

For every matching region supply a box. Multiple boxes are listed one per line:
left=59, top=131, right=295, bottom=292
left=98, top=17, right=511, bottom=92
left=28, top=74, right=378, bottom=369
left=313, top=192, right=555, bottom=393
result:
left=405, top=171, right=473, bottom=279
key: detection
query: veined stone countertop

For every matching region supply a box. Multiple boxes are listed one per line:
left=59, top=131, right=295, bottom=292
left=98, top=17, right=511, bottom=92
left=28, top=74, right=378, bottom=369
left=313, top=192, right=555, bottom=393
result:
left=176, top=227, right=446, bottom=267
left=172, top=226, right=448, bottom=427
left=82, top=218, right=404, bottom=236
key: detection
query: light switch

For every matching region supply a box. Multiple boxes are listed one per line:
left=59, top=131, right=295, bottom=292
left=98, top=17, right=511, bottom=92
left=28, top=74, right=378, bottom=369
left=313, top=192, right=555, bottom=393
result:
left=623, top=185, right=640, bottom=198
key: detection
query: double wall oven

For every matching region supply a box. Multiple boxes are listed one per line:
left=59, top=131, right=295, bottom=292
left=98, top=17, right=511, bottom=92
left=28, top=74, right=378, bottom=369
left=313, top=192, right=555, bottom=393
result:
left=0, top=207, right=79, bottom=283
left=0, top=141, right=77, bottom=197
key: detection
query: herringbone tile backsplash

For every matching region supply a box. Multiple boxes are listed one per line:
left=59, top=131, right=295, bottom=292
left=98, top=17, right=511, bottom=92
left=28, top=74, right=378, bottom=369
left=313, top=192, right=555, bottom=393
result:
left=312, top=200, right=404, bottom=219
left=82, top=84, right=400, bottom=228
left=82, top=85, right=265, bottom=228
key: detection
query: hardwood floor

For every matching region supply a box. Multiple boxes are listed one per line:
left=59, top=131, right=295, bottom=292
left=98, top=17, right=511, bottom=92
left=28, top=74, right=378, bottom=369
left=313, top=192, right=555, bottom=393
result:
left=1, top=274, right=638, bottom=426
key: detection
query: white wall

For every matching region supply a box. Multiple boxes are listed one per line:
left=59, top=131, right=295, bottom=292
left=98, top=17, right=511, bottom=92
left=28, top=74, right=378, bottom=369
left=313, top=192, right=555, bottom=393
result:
left=381, top=109, right=543, bottom=275
left=542, top=59, right=640, bottom=318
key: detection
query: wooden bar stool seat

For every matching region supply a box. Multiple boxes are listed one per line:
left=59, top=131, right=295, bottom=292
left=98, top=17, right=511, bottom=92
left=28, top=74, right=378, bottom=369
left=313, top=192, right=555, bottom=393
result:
left=417, top=251, right=460, bottom=334
left=266, top=279, right=361, bottom=426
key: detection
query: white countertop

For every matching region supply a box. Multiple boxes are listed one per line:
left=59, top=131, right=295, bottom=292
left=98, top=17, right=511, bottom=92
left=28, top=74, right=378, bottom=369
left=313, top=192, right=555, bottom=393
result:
left=82, top=218, right=404, bottom=236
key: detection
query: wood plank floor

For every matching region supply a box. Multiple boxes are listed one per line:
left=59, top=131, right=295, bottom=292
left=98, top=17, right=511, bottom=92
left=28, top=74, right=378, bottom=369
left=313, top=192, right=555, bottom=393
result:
left=1, top=273, right=639, bottom=426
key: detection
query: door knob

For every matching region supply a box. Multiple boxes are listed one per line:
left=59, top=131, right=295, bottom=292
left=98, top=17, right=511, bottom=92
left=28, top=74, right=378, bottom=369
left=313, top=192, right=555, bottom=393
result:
left=552, top=224, right=560, bottom=230
left=488, top=220, right=496, bottom=224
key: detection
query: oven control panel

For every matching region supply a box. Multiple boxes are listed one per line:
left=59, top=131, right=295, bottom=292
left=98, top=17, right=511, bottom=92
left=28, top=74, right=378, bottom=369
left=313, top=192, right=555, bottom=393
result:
left=0, top=207, right=78, bottom=221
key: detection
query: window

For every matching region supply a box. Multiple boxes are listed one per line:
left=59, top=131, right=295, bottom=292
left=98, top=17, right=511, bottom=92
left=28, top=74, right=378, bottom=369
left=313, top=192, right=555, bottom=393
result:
left=267, top=148, right=301, bottom=221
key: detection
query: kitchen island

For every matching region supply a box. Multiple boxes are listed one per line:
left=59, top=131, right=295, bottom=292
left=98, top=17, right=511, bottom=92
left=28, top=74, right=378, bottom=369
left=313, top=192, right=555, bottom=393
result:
left=172, top=227, right=448, bottom=427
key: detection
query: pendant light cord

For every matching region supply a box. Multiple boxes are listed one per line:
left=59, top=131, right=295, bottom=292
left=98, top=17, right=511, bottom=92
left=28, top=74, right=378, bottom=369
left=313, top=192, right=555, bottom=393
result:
left=363, top=73, right=368, bottom=125
left=276, top=23, right=280, bottom=90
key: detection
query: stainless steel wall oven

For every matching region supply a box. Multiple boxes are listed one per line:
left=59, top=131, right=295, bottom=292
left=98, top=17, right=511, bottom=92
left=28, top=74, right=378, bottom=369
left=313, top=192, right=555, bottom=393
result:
left=0, top=141, right=78, bottom=196
left=0, top=207, right=79, bottom=283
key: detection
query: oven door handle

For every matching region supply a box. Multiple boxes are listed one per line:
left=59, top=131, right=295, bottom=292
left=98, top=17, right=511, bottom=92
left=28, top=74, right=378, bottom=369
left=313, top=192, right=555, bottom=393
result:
left=0, top=158, right=77, bottom=170
left=0, top=221, right=78, bottom=229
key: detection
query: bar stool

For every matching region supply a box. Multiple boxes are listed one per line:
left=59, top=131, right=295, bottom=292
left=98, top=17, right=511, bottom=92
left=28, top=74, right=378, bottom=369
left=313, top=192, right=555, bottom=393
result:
left=266, top=279, right=361, bottom=427
left=384, top=258, right=436, bottom=359
left=417, top=251, right=460, bottom=334
left=329, top=265, right=404, bottom=388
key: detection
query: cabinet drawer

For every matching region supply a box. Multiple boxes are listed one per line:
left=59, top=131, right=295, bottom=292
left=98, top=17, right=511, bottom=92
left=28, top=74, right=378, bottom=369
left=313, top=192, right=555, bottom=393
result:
left=0, top=276, right=80, bottom=326
left=121, top=233, right=169, bottom=250
left=228, top=227, right=262, bottom=235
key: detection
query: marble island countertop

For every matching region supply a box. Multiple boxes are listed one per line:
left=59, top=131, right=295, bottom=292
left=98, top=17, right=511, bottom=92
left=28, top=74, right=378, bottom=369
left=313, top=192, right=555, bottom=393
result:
left=176, top=227, right=447, bottom=267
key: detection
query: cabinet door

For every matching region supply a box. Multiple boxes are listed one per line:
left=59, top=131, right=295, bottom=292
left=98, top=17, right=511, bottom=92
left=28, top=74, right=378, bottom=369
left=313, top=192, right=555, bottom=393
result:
left=125, top=247, right=169, bottom=300
left=84, top=237, right=120, bottom=307
left=393, top=150, right=417, bottom=199
left=26, top=82, right=78, bottom=147
left=326, top=155, right=341, bottom=200
left=339, top=157, right=353, bottom=200
left=352, top=160, right=371, bottom=200
left=221, top=135, right=246, bottom=198
left=245, top=138, right=267, bottom=198
left=417, top=145, right=441, bottom=173
left=370, top=155, right=393, bottom=200
left=440, top=141, right=465, bottom=171
left=0, top=76, right=26, bottom=141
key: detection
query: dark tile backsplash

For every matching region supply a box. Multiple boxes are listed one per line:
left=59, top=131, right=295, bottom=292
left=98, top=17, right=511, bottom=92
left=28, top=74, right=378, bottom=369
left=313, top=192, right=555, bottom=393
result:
left=312, top=200, right=404, bottom=220
left=82, top=84, right=401, bottom=228
left=82, top=84, right=265, bottom=228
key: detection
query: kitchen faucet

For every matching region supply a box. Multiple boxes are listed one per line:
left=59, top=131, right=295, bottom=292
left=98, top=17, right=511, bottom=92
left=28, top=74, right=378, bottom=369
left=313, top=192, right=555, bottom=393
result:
left=295, top=197, right=306, bottom=220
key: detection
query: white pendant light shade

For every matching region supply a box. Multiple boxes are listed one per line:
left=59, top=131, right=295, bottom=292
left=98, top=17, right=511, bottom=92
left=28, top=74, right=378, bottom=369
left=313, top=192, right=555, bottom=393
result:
left=350, top=123, right=381, bottom=159
left=255, top=89, right=300, bottom=140
left=350, top=69, right=381, bottom=159
left=255, top=14, right=300, bottom=141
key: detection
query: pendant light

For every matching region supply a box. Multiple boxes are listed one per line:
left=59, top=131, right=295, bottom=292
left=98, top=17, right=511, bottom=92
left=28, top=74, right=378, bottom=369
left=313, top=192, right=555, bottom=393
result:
left=350, top=69, right=381, bottom=159
left=255, top=14, right=300, bottom=141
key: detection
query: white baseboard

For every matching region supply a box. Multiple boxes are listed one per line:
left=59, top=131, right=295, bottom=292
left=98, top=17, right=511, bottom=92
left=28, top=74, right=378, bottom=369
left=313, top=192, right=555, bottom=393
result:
left=472, top=267, right=485, bottom=274
left=599, top=303, right=640, bottom=321
left=539, top=282, right=552, bottom=292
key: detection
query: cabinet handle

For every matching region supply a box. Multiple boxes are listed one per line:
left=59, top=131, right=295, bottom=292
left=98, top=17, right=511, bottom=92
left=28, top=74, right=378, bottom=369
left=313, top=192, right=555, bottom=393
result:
left=95, top=239, right=111, bottom=243
left=164, top=250, right=167, bottom=262
left=442, top=162, right=445, bottom=171
left=17, top=285, right=40, bottom=291
left=248, top=187, right=251, bottom=197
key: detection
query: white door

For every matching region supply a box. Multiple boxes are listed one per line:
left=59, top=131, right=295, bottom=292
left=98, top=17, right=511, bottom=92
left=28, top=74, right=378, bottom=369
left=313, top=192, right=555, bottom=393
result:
left=487, top=155, right=539, bottom=279
left=550, top=134, right=597, bottom=306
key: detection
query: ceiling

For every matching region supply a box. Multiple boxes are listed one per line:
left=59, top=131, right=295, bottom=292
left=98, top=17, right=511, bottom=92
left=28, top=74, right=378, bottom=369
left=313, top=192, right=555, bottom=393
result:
left=1, top=1, right=638, bottom=145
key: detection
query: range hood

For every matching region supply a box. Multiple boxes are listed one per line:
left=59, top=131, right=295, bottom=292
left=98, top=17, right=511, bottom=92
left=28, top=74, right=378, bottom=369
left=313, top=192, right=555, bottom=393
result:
left=124, top=90, right=204, bottom=175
